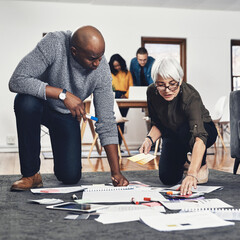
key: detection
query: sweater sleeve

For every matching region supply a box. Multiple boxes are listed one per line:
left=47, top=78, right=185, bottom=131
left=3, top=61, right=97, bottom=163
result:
left=9, top=33, right=57, bottom=100
left=93, top=58, right=118, bottom=146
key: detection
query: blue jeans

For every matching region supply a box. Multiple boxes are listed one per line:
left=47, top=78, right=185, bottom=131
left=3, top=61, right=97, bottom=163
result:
left=14, top=94, right=82, bottom=184
left=159, top=121, right=217, bottom=185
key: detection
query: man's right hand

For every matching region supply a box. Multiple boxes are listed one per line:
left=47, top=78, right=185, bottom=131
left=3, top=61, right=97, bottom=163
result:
left=64, top=92, right=86, bottom=122
left=46, top=86, right=87, bottom=122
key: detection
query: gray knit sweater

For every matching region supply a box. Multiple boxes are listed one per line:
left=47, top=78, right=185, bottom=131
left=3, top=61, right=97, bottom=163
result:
left=9, top=30, right=118, bottom=146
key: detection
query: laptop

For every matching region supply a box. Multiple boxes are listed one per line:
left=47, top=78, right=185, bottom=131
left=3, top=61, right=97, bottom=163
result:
left=128, top=86, right=148, bottom=100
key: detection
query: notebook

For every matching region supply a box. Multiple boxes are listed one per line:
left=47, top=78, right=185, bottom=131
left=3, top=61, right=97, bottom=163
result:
left=181, top=208, right=240, bottom=221
left=128, top=86, right=148, bottom=100
left=161, top=198, right=233, bottom=210
left=81, top=187, right=166, bottom=203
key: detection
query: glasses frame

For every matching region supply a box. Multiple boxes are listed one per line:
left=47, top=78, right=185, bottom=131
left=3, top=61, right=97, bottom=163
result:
left=155, top=81, right=180, bottom=92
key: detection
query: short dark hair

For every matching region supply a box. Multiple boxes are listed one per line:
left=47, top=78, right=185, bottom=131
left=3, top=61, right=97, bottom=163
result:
left=109, top=54, right=128, bottom=76
left=136, top=47, right=148, bottom=56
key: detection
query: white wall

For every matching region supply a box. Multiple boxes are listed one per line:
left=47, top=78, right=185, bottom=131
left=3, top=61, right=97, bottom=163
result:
left=0, top=0, right=239, bottom=150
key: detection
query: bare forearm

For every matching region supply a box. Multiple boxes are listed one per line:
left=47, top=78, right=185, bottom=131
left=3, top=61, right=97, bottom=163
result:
left=104, top=144, right=120, bottom=174
left=140, top=126, right=161, bottom=154
left=46, top=85, right=63, bottom=99
left=104, top=144, right=128, bottom=186
left=188, top=138, right=206, bottom=176
left=147, top=125, right=161, bottom=143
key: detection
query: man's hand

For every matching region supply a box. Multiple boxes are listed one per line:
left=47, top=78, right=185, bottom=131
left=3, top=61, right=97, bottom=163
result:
left=104, top=144, right=129, bottom=186
left=111, top=172, right=129, bottom=186
left=46, top=86, right=87, bottom=122
left=64, top=92, right=86, bottom=122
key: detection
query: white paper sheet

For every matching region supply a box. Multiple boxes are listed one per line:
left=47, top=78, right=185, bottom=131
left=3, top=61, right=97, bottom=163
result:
left=28, top=198, right=64, bottom=205
left=167, top=184, right=223, bottom=193
left=31, top=186, right=85, bottom=194
left=161, top=198, right=233, bottom=210
left=181, top=208, right=240, bottom=221
left=140, top=211, right=234, bottom=231
left=82, top=189, right=166, bottom=203
left=96, top=204, right=149, bottom=213
left=96, top=208, right=160, bottom=224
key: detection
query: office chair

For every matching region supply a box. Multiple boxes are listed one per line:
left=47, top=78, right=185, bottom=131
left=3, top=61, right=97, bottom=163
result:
left=230, top=90, right=240, bottom=174
left=211, top=96, right=227, bottom=152
left=87, top=98, right=131, bottom=162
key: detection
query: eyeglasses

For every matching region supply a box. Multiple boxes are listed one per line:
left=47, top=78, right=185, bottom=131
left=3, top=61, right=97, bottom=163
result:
left=155, top=81, right=179, bottom=92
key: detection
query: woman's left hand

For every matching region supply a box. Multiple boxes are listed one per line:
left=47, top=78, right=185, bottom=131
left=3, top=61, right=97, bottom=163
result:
left=179, top=175, right=197, bottom=195
left=139, top=138, right=152, bottom=154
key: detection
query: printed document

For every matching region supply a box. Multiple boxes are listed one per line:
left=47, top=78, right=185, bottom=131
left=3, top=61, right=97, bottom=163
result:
left=140, top=211, right=234, bottom=231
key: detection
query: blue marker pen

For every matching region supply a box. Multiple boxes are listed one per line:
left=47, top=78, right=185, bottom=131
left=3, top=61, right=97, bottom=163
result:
left=86, top=114, right=98, bottom=122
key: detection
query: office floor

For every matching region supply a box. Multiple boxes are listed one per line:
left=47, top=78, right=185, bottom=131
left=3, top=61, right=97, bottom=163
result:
left=0, top=146, right=239, bottom=175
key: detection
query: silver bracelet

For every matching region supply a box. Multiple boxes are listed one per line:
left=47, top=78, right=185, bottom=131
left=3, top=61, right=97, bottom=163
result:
left=186, top=174, right=198, bottom=182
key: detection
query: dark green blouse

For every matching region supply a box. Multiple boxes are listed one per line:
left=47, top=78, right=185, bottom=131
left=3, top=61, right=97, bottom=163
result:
left=147, top=81, right=212, bottom=148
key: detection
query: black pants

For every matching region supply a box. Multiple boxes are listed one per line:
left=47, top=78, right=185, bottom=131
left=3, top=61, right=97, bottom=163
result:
left=159, top=121, right=217, bottom=185
left=14, top=94, right=82, bottom=184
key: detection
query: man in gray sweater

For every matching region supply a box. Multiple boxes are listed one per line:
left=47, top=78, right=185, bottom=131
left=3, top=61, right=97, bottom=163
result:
left=9, top=25, right=129, bottom=190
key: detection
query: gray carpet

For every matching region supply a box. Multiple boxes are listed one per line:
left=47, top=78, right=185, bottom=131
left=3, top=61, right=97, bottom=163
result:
left=1, top=170, right=240, bottom=240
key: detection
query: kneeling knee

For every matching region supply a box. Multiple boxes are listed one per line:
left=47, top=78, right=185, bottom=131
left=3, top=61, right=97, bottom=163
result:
left=159, top=172, right=181, bottom=186
left=56, top=172, right=82, bottom=185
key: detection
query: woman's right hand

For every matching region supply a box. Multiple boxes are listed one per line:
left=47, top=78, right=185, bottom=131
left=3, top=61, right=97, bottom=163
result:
left=139, top=138, right=152, bottom=154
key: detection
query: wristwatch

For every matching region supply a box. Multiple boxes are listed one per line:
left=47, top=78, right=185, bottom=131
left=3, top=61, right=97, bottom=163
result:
left=59, top=89, right=67, bottom=101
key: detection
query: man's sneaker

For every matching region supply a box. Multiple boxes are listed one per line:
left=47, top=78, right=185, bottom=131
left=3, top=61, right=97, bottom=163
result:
left=10, top=173, right=43, bottom=191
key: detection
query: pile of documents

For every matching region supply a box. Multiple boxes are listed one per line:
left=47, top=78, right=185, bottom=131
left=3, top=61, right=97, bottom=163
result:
left=29, top=182, right=240, bottom=232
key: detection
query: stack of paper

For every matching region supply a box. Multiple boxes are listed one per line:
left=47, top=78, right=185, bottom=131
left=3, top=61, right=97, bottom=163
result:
left=127, top=153, right=156, bottom=165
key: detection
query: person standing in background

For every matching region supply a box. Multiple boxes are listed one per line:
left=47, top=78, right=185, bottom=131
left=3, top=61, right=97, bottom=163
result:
left=109, top=54, right=133, bottom=150
left=130, top=47, right=155, bottom=144
left=130, top=47, right=155, bottom=87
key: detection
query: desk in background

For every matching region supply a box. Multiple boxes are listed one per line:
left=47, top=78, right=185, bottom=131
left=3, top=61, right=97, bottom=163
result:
left=116, top=99, right=147, bottom=108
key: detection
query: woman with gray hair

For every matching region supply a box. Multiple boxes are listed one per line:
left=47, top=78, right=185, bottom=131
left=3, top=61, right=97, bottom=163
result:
left=140, top=57, right=217, bottom=196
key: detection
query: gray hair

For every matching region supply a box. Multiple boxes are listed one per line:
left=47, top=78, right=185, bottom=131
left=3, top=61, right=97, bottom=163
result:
left=151, top=57, right=184, bottom=82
